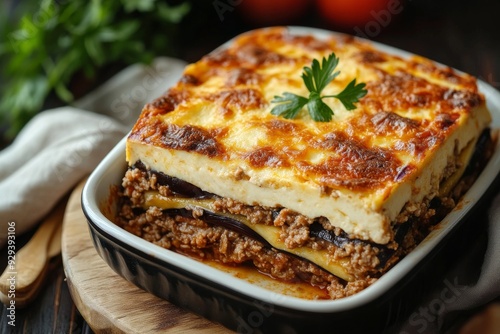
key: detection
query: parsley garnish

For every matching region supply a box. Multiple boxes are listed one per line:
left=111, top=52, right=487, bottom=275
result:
left=270, top=53, right=367, bottom=122
left=0, top=0, right=190, bottom=138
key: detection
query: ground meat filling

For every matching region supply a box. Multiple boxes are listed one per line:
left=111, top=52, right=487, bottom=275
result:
left=115, top=129, right=493, bottom=300
left=116, top=193, right=376, bottom=300
left=117, top=166, right=418, bottom=299
left=115, top=164, right=454, bottom=299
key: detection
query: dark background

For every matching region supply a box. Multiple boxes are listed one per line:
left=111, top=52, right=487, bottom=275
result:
left=174, top=0, right=499, bottom=86
left=1, top=0, right=499, bottom=333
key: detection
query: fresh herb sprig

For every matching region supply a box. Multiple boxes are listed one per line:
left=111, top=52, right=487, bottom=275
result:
left=271, top=53, right=367, bottom=122
left=0, top=0, right=190, bottom=138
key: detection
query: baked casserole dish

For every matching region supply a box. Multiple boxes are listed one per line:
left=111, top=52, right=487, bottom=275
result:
left=115, top=27, right=493, bottom=299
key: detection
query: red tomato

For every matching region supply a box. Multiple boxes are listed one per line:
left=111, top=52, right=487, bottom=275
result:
left=238, top=0, right=311, bottom=25
left=316, top=0, right=402, bottom=29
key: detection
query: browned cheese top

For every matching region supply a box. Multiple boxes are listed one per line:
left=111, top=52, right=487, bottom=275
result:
left=128, top=27, right=485, bottom=194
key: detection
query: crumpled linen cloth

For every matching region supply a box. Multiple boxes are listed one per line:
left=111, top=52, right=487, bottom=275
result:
left=0, top=108, right=127, bottom=244
left=0, top=57, right=186, bottom=247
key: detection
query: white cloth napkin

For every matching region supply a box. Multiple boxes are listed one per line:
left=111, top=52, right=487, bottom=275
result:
left=0, top=57, right=187, bottom=247
left=444, top=194, right=500, bottom=312
left=0, top=108, right=127, bottom=245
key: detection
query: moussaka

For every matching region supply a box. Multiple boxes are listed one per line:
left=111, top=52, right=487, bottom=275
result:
left=115, top=28, right=492, bottom=299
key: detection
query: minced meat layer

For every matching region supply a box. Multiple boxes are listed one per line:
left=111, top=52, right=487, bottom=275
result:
left=120, top=167, right=395, bottom=276
left=115, top=166, right=437, bottom=299
left=116, top=202, right=376, bottom=300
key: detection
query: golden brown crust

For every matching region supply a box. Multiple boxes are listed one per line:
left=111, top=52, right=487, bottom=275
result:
left=126, top=27, right=490, bottom=247
left=129, top=27, right=486, bottom=193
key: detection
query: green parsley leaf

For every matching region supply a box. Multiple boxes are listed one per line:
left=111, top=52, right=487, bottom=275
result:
left=306, top=93, right=334, bottom=122
left=271, top=93, right=308, bottom=119
left=302, top=54, right=340, bottom=93
left=0, top=0, right=190, bottom=138
left=325, top=79, right=368, bottom=111
left=271, top=52, right=367, bottom=122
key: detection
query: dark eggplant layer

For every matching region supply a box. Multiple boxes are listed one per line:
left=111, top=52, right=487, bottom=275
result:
left=133, top=160, right=401, bottom=268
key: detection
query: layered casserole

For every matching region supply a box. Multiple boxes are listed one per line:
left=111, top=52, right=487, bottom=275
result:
left=115, top=27, right=493, bottom=299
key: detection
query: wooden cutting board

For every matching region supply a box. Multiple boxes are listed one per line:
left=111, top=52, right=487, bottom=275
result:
left=61, top=179, right=232, bottom=334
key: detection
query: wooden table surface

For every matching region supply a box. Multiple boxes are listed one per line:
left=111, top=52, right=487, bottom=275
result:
left=1, top=0, right=499, bottom=333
